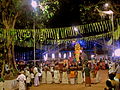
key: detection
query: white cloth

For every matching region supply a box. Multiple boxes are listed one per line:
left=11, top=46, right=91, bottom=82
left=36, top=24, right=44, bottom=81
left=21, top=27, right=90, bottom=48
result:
left=34, top=72, right=40, bottom=86
left=17, top=74, right=26, bottom=90
left=50, top=67, right=54, bottom=72
left=70, top=78, right=75, bottom=84
left=109, top=63, right=116, bottom=74
left=46, top=71, right=53, bottom=84
left=41, top=71, right=46, bottom=83
left=25, top=70, right=31, bottom=84
left=33, top=67, right=38, bottom=74
left=62, top=72, right=68, bottom=84
left=95, top=70, right=100, bottom=83
left=77, top=71, right=83, bottom=84
left=54, top=70, right=60, bottom=83
left=31, top=73, right=34, bottom=79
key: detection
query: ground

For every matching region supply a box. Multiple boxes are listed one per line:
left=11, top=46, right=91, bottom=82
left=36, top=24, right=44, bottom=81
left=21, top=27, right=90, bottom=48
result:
left=30, top=70, right=108, bottom=90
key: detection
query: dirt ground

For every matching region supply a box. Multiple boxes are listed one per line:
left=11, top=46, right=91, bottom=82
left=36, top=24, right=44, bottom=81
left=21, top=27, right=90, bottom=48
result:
left=30, top=70, right=108, bottom=90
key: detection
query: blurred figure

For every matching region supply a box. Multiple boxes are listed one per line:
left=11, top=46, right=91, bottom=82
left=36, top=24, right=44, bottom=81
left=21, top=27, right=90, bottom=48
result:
left=41, top=68, right=46, bottom=83
left=95, top=63, right=100, bottom=83
left=46, top=67, right=53, bottom=84
left=17, top=71, right=26, bottom=90
left=62, top=67, right=69, bottom=84
left=54, top=66, right=60, bottom=83
left=77, top=66, right=83, bottom=84
left=83, top=64, right=91, bottom=87
left=33, top=67, right=40, bottom=86
left=115, top=63, right=120, bottom=81
left=105, top=73, right=119, bottom=90
left=25, top=68, right=31, bottom=89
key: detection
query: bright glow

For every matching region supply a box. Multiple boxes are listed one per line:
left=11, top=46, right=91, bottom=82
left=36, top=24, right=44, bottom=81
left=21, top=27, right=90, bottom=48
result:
left=31, top=0, right=37, bottom=8
left=46, top=54, right=48, bottom=58
left=91, top=55, right=95, bottom=58
left=80, top=50, right=82, bottom=53
left=72, top=40, right=76, bottom=43
left=64, top=53, right=66, bottom=58
left=69, top=52, right=72, bottom=57
left=104, top=3, right=109, bottom=7
left=73, top=27, right=78, bottom=32
left=52, top=53, right=55, bottom=59
left=59, top=53, right=61, bottom=58
left=44, top=55, right=47, bottom=61
left=114, top=49, right=120, bottom=56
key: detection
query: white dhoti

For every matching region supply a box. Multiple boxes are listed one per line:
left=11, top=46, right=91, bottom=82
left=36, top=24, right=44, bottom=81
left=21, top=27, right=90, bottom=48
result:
left=95, top=71, right=100, bottom=83
left=62, top=72, right=68, bottom=84
left=19, top=81, right=26, bottom=90
left=46, top=71, right=53, bottom=84
left=54, top=70, right=60, bottom=83
left=17, top=74, right=26, bottom=90
left=34, top=73, right=40, bottom=86
left=70, top=78, right=75, bottom=84
left=41, top=71, right=46, bottom=83
left=77, top=71, right=83, bottom=84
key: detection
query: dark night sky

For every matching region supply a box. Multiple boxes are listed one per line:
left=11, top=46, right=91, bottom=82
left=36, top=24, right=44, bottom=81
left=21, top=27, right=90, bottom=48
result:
left=46, top=0, right=101, bottom=28
left=46, top=0, right=120, bottom=28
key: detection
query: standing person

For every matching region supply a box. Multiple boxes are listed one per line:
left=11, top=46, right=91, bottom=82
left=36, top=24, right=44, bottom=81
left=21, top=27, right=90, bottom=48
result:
left=54, top=66, right=60, bottom=83
left=41, top=68, right=46, bottom=83
left=69, top=67, right=76, bottom=84
left=30, top=71, right=34, bottom=85
left=46, top=67, right=53, bottom=84
left=34, top=71, right=40, bottom=86
left=17, top=71, right=26, bottom=90
left=77, top=66, right=83, bottom=84
left=62, top=67, right=69, bottom=84
left=0, top=74, right=4, bottom=90
left=83, top=64, right=91, bottom=87
left=95, top=63, right=100, bottom=83
left=25, top=69, right=31, bottom=89
left=33, top=66, right=38, bottom=74
left=115, top=63, right=120, bottom=81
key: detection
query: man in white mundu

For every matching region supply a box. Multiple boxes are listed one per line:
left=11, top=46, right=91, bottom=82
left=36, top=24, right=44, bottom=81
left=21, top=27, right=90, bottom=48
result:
left=62, top=67, right=69, bottom=84
left=17, top=71, right=26, bottom=90
left=25, top=69, right=31, bottom=87
left=46, top=67, right=53, bottom=84
left=77, top=67, right=83, bottom=84
left=41, top=69, right=46, bottom=83
left=54, top=66, right=60, bottom=83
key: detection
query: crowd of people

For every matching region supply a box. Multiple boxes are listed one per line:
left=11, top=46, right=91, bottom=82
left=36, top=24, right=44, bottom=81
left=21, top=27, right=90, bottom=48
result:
left=1, top=58, right=120, bottom=90
left=15, top=59, right=108, bottom=90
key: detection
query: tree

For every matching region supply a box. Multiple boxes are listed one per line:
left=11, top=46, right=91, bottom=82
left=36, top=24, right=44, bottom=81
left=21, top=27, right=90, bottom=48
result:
left=0, top=0, right=60, bottom=78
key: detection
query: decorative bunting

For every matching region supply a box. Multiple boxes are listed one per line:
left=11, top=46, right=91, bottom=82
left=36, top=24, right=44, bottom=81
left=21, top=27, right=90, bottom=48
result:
left=0, top=18, right=120, bottom=47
